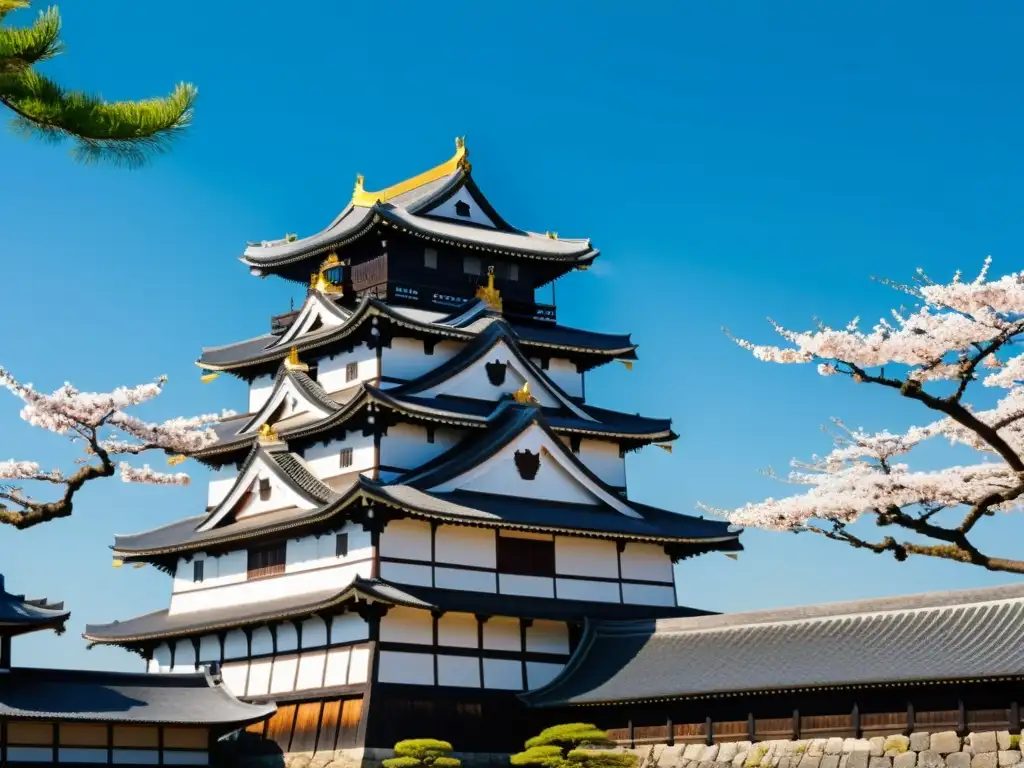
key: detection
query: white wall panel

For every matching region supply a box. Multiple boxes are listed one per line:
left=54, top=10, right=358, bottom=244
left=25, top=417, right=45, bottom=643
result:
left=525, top=621, right=569, bottom=655
left=576, top=439, right=626, bottom=488
left=380, top=607, right=433, bottom=645
left=207, top=467, right=238, bottom=509
left=554, top=537, right=618, bottom=578
left=437, top=655, right=481, bottom=688
left=525, top=661, right=565, bottom=690
left=434, top=567, right=496, bottom=593
left=499, top=574, right=554, bottom=598
left=318, top=345, right=378, bottom=393
left=171, top=639, right=196, bottom=673
left=380, top=423, right=460, bottom=472
left=348, top=645, right=370, bottom=684
left=556, top=578, right=620, bottom=603
left=246, top=658, right=272, bottom=696
left=163, top=751, right=209, bottom=765
left=220, top=661, right=249, bottom=696
left=379, top=560, right=432, bottom=587
left=379, top=518, right=432, bottom=560
left=295, top=650, right=327, bottom=690
left=427, top=186, right=498, bottom=227
left=249, top=374, right=275, bottom=413
left=538, top=357, right=583, bottom=399
left=152, top=643, right=172, bottom=673
left=323, top=647, right=350, bottom=687
left=378, top=651, right=435, bottom=685
left=250, top=626, right=273, bottom=656
left=276, top=623, right=298, bottom=653
left=380, top=338, right=463, bottom=382
left=435, top=526, right=495, bottom=568
left=330, top=613, right=369, bottom=644
left=482, top=617, right=521, bottom=652
left=198, top=635, right=221, bottom=663
left=482, top=658, right=522, bottom=690
left=619, top=543, right=674, bottom=584
left=621, top=582, right=677, bottom=607
left=223, top=630, right=248, bottom=660
left=437, top=612, right=478, bottom=648
left=269, top=654, right=298, bottom=693
left=301, top=616, right=328, bottom=649
left=304, top=434, right=375, bottom=481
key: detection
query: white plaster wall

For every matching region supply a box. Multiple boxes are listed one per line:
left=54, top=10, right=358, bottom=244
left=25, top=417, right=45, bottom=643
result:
left=234, top=465, right=312, bottom=520
left=621, top=582, right=677, bottom=607
left=525, top=661, right=564, bottom=690
left=437, top=612, right=478, bottom=648
left=169, top=559, right=371, bottom=614
left=379, top=423, right=461, bottom=472
left=207, top=467, right=238, bottom=509
left=434, top=526, right=496, bottom=569
left=331, top=613, right=369, bottom=644
left=576, top=439, right=626, bottom=488
left=303, top=433, right=375, bottom=480
left=251, top=627, right=273, bottom=656
left=434, top=566, right=496, bottom=593
left=619, top=542, right=675, bottom=584
left=482, top=617, right=521, bottom=651
left=379, top=518, right=432, bottom=560
left=246, top=658, right=272, bottom=696
left=556, top=578, right=620, bottom=603
left=525, top=621, right=569, bottom=655
left=249, top=374, right=275, bottom=413
left=153, top=643, right=172, bottom=673
left=379, top=560, right=432, bottom=587
left=318, top=344, right=379, bottom=393
left=436, top=655, right=481, bottom=688
left=224, top=629, right=248, bottom=660
left=213, top=642, right=371, bottom=695
left=380, top=338, right=463, bottom=383
left=482, top=658, right=521, bottom=690
left=499, top=574, right=554, bottom=598
left=220, top=661, right=248, bottom=695
left=427, top=186, right=498, bottom=227
left=554, top=537, right=618, bottom=578
left=269, top=654, right=298, bottom=693
left=380, top=606, right=433, bottom=644
left=296, top=649, right=326, bottom=690
left=533, top=357, right=582, bottom=399
left=198, top=635, right=220, bottom=663
left=378, top=651, right=435, bottom=685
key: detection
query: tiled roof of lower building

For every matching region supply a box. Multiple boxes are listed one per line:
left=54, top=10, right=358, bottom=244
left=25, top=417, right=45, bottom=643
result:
left=520, top=583, right=1024, bottom=708
left=0, top=666, right=275, bottom=726
left=0, top=574, right=70, bottom=636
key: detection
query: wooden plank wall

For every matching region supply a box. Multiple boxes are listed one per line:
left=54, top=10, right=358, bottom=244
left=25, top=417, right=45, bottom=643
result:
left=246, top=696, right=363, bottom=755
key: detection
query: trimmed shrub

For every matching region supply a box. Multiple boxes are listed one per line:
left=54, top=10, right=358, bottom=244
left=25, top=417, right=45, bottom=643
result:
left=383, top=739, right=461, bottom=768
left=512, top=725, right=635, bottom=768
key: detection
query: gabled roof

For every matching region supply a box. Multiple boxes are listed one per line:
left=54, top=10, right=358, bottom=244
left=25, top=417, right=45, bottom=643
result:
left=520, top=583, right=1024, bottom=708
left=83, top=577, right=711, bottom=646
left=197, top=297, right=636, bottom=373
left=0, top=574, right=70, bottom=637
left=269, top=291, right=353, bottom=350
left=234, top=365, right=340, bottom=437
left=241, top=138, right=598, bottom=269
left=0, top=666, right=275, bottom=727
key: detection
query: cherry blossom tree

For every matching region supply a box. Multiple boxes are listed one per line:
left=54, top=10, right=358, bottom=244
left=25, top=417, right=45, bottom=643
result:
left=706, top=258, right=1024, bottom=574
left=0, top=367, right=231, bottom=529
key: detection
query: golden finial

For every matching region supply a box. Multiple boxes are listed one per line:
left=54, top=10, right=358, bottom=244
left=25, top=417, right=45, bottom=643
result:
left=200, top=371, right=221, bottom=384
left=577, top=264, right=590, bottom=271
left=546, top=231, right=558, bottom=239
left=474, top=266, right=503, bottom=312
left=284, top=347, right=309, bottom=372
left=322, top=252, right=340, bottom=268
left=311, top=270, right=343, bottom=295
left=353, top=174, right=365, bottom=197
left=656, top=443, right=673, bottom=454
left=112, top=558, right=123, bottom=568
left=512, top=381, right=537, bottom=405
left=132, top=562, right=146, bottom=569
left=258, top=423, right=280, bottom=443
left=167, top=455, right=186, bottom=467
left=618, top=360, right=633, bottom=371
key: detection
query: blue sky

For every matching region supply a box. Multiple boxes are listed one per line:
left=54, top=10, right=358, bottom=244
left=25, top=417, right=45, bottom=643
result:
left=3, top=0, right=1023, bottom=671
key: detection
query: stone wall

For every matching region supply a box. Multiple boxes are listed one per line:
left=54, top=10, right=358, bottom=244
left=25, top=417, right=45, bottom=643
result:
left=622, top=732, right=1024, bottom=768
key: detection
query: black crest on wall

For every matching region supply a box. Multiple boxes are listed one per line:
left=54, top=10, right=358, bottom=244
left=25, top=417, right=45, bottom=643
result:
left=455, top=200, right=471, bottom=217
left=514, top=449, right=540, bottom=480
left=485, top=359, right=507, bottom=386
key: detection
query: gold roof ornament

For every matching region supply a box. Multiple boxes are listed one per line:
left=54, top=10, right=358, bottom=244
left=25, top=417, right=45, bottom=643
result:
left=284, top=347, right=309, bottom=372
left=352, top=136, right=470, bottom=208
left=167, top=455, right=186, bottom=467
left=258, top=423, right=280, bottom=443
left=546, top=231, right=558, bottom=239
left=311, top=270, right=343, bottom=295
left=112, top=558, right=123, bottom=568
left=618, top=360, right=633, bottom=371
left=475, top=266, right=503, bottom=312
left=200, top=371, right=221, bottom=384
left=512, top=381, right=537, bottom=405
left=656, top=443, right=673, bottom=454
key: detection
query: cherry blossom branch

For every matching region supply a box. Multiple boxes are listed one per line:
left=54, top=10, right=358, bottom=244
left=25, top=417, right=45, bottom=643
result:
left=0, top=366, right=234, bottom=530
left=714, top=260, right=1024, bottom=574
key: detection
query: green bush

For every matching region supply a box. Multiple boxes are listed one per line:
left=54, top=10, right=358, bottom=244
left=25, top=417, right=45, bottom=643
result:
left=512, top=725, right=635, bottom=768
left=383, top=739, right=461, bottom=768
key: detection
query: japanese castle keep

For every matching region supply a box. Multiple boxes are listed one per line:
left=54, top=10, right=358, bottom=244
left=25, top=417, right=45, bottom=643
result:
left=82, top=138, right=1024, bottom=763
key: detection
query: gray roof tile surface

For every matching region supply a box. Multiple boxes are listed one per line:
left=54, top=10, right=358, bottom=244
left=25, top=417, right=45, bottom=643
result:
left=0, top=574, right=70, bottom=634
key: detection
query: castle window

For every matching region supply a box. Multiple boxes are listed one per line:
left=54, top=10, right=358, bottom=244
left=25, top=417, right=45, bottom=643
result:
left=497, top=535, right=555, bottom=578
left=193, top=560, right=204, bottom=583
left=258, top=477, right=272, bottom=501
left=424, top=248, right=438, bottom=269
left=463, top=256, right=481, bottom=276
left=339, top=447, right=354, bottom=468
left=508, top=263, right=519, bottom=281
left=454, top=200, right=471, bottom=218
left=336, top=532, right=349, bottom=558
left=346, top=362, right=358, bottom=382
left=426, top=427, right=435, bottom=444
left=247, top=543, right=286, bottom=580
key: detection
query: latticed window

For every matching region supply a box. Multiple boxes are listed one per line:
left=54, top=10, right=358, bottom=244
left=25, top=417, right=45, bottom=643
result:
left=258, top=477, right=272, bottom=501
left=193, top=560, right=204, bottom=583
left=346, top=362, right=358, bottom=382
left=496, top=535, right=555, bottom=577
left=339, top=447, right=354, bottom=469
left=247, top=543, right=286, bottom=579
left=424, top=248, right=438, bottom=269
left=336, top=532, right=349, bottom=558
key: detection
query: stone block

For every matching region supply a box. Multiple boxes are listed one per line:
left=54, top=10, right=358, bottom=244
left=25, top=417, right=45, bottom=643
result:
left=697, top=759, right=716, bottom=768
left=893, top=752, right=917, bottom=768
left=917, top=751, right=945, bottom=768
left=713, top=761, right=733, bottom=768
left=809, top=742, right=827, bottom=758
left=703, top=747, right=721, bottom=762
left=797, top=755, right=822, bottom=768
left=662, top=746, right=686, bottom=767
left=869, top=739, right=886, bottom=757
left=686, top=746, right=707, bottom=761
left=947, top=753, right=971, bottom=768
left=996, top=734, right=1013, bottom=752
left=820, top=756, right=840, bottom=768
left=972, top=753, right=998, bottom=768
left=845, top=741, right=873, bottom=755
left=998, top=752, right=1022, bottom=766
left=777, top=759, right=790, bottom=768
left=719, top=745, right=739, bottom=763
left=733, top=753, right=748, bottom=768
left=971, top=734, right=999, bottom=754
left=932, top=733, right=962, bottom=755
left=868, top=758, right=892, bottom=768
left=821, top=741, right=842, bottom=756
left=788, top=743, right=808, bottom=757
left=847, top=752, right=871, bottom=768
left=910, top=734, right=932, bottom=753
left=884, top=737, right=911, bottom=755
